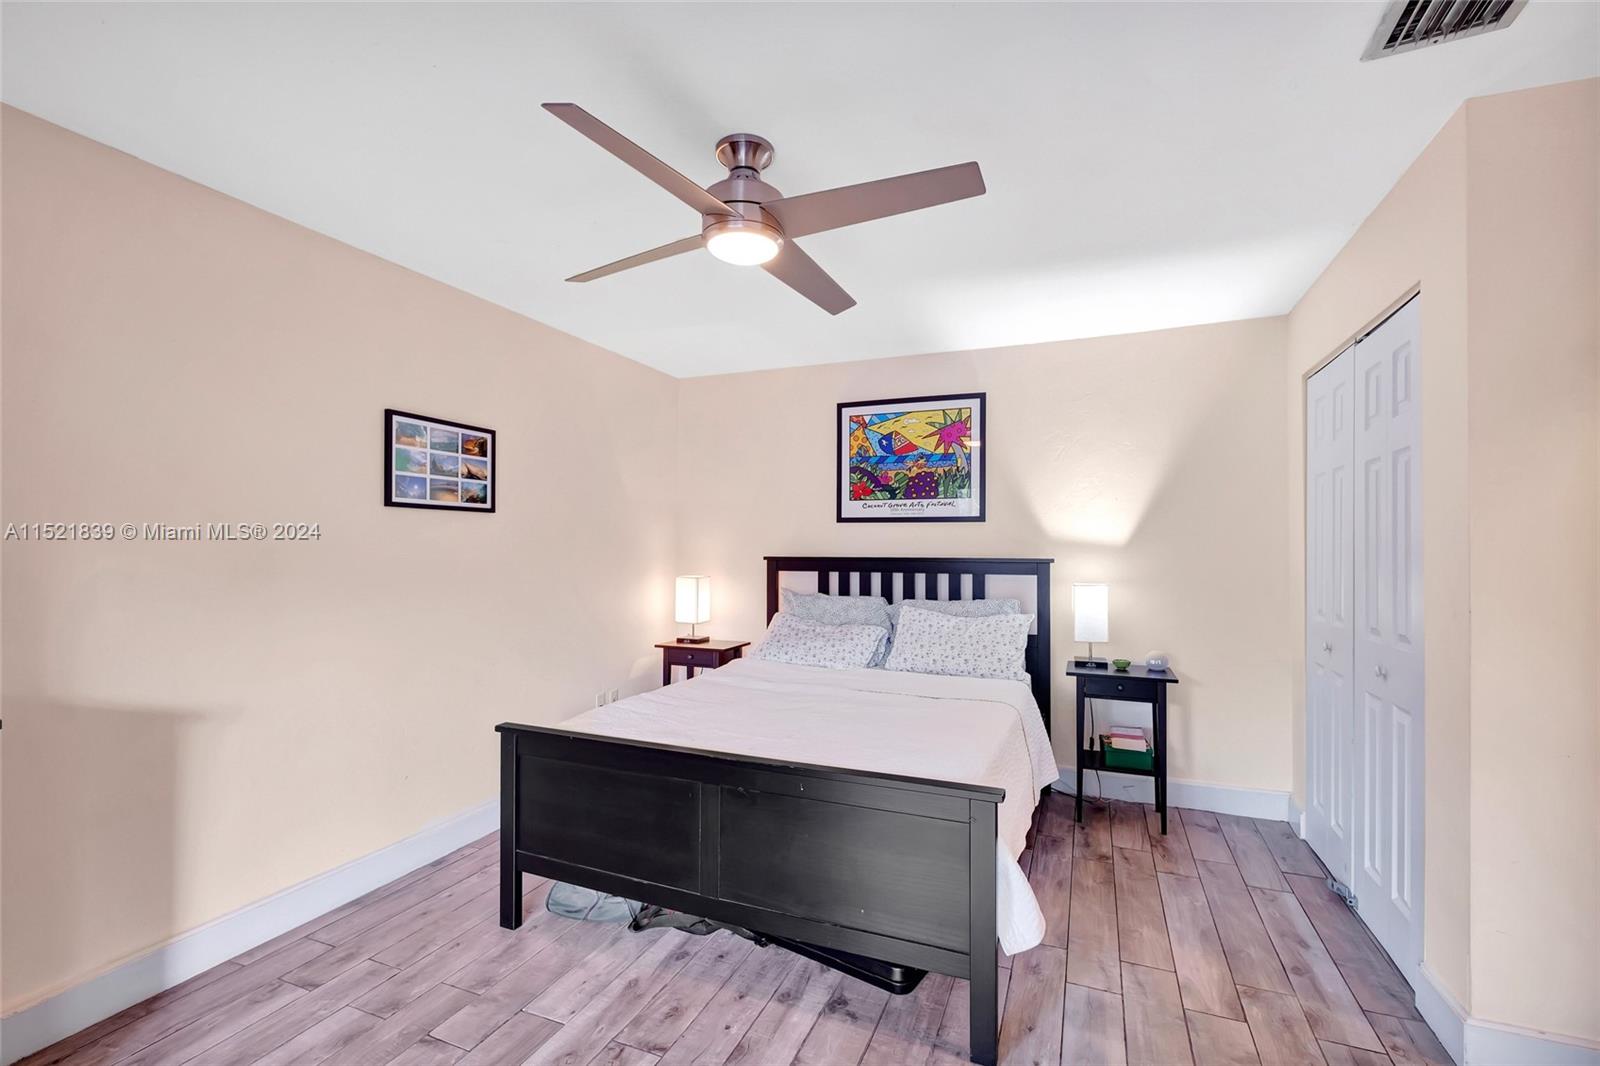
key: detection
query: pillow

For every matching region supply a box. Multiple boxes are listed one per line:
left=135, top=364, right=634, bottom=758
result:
left=781, top=589, right=893, bottom=665
left=885, top=597, right=1021, bottom=630
left=751, top=613, right=887, bottom=670
left=882, top=604, right=1033, bottom=682
left=781, top=589, right=892, bottom=628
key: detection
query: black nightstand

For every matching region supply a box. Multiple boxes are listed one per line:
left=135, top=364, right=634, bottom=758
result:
left=656, top=639, right=750, bottom=686
left=1065, top=663, right=1181, bottom=834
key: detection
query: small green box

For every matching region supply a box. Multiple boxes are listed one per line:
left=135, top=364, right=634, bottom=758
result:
left=1099, top=736, right=1154, bottom=772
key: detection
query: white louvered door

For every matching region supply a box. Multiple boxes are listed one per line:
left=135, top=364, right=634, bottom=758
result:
left=1304, top=295, right=1423, bottom=986
left=1350, top=296, right=1424, bottom=983
left=1305, top=345, right=1355, bottom=887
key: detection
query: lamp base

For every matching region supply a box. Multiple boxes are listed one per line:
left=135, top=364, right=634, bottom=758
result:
left=1073, top=657, right=1110, bottom=669
left=676, top=635, right=711, bottom=644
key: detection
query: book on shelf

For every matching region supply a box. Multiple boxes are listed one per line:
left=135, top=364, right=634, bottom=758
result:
left=1104, top=726, right=1149, bottom=751
left=1097, top=732, right=1156, bottom=770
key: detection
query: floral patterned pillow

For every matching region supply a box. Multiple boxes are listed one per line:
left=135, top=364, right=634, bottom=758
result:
left=885, top=597, right=1021, bottom=631
left=780, top=590, right=893, bottom=665
left=882, top=604, right=1033, bottom=682
left=751, top=613, right=888, bottom=670
left=781, top=589, right=892, bottom=627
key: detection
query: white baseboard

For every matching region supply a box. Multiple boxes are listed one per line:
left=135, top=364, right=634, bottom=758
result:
left=1286, top=794, right=1307, bottom=836
left=1467, top=1019, right=1600, bottom=1066
left=1415, top=964, right=1469, bottom=1065
left=1053, top=772, right=1291, bottom=821
left=1414, top=963, right=1600, bottom=1066
left=0, top=797, right=498, bottom=1065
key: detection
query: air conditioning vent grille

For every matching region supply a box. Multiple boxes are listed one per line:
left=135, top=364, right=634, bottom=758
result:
left=1361, top=0, right=1527, bottom=60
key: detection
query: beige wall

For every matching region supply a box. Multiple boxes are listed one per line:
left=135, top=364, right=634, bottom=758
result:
left=676, top=317, right=1293, bottom=790
left=1285, top=79, right=1600, bottom=1042
left=1462, top=81, right=1598, bottom=1041
left=0, top=107, right=678, bottom=1011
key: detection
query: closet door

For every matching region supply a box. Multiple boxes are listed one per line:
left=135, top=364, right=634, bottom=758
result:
left=1351, top=295, right=1424, bottom=982
left=1304, top=346, right=1355, bottom=886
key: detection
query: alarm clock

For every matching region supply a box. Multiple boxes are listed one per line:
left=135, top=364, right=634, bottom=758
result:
left=1145, top=652, right=1170, bottom=671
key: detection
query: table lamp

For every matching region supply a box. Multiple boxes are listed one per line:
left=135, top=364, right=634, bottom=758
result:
left=674, top=575, right=711, bottom=643
left=1072, top=582, right=1109, bottom=668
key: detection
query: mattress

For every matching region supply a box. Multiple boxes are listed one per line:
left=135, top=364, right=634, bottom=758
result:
left=558, top=658, right=1059, bottom=954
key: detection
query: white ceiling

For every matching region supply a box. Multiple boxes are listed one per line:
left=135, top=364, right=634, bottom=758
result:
left=3, top=3, right=1596, bottom=377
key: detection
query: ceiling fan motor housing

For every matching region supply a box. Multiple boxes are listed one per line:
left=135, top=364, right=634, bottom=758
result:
left=708, top=133, right=783, bottom=232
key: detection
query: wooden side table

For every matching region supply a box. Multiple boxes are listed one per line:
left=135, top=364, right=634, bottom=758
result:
left=656, top=639, right=750, bottom=685
left=1064, top=663, right=1182, bottom=833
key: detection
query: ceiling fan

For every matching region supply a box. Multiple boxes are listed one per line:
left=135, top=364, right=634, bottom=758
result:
left=542, top=103, right=986, bottom=315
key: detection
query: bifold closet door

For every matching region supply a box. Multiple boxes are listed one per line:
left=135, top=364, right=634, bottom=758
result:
left=1351, top=295, right=1424, bottom=983
left=1305, top=345, right=1355, bottom=888
left=1304, top=295, right=1425, bottom=987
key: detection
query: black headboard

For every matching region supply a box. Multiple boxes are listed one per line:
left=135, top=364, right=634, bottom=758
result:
left=764, top=555, right=1054, bottom=733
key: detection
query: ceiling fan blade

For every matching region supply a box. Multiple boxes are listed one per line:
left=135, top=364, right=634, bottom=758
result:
left=566, top=235, right=703, bottom=283
left=762, top=240, right=856, bottom=315
left=764, top=161, right=985, bottom=238
left=542, top=103, right=739, bottom=219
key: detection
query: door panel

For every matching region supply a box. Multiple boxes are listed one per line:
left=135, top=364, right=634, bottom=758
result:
left=1351, top=295, right=1424, bottom=985
left=1390, top=703, right=1416, bottom=919
left=1360, top=691, right=1386, bottom=885
left=1305, top=345, right=1355, bottom=885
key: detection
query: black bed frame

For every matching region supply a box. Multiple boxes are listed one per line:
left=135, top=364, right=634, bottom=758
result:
left=497, top=555, right=1053, bottom=1066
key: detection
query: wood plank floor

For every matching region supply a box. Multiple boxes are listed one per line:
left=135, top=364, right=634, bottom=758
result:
left=22, top=796, right=1449, bottom=1066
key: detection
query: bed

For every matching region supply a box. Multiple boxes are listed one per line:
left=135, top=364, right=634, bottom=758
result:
left=496, top=555, right=1055, bottom=1066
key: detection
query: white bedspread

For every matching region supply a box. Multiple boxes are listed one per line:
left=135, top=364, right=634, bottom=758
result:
left=558, top=659, right=1060, bottom=953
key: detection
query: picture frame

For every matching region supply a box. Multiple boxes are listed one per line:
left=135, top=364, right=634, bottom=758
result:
left=384, top=408, right=496, bottom=513
left=837, top=392, right=985, bottom=522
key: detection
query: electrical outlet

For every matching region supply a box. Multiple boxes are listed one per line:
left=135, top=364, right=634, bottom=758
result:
left=608, top=688, right=620, bottom=703
left=594, top=692, right=606, bottom=707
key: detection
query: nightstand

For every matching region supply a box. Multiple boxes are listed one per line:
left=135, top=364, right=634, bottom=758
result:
left=1064, top=663, right=1181, bottom=834
left=656, top=639, right=750, bottom=685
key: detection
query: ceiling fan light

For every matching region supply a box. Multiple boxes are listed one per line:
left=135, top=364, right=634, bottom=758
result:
left=703, top=218, right=782, bottom=266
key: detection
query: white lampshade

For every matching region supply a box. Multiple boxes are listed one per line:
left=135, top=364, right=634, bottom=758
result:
left=674, top=575, right=711, bottom=625
left=1072, top=583, right=1109, bottom=643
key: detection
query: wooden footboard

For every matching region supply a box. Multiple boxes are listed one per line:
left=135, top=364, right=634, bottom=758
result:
left=497, top=722, right=1003, bottom=1066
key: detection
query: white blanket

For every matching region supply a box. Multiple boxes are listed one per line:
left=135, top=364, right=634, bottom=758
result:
left=558, top=659, right=1059, bottom=953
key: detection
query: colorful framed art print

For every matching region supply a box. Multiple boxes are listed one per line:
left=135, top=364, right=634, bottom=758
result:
left=385, top=409, right=495, bottom=513
left=837, top=393, right=984, bottom=522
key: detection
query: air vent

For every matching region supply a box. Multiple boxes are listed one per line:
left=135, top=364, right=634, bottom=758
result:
left=1361, top=0, right=1527, bottom=61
